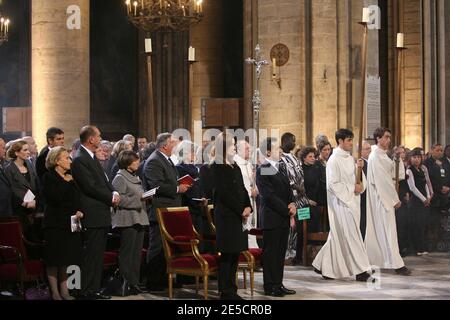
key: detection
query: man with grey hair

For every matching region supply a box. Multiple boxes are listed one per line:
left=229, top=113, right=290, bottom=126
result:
left=123, top=134, right=136, bottom=151
left=22, top=136, right=38, bottom=167
left=143, top=133, right=191, bottom=291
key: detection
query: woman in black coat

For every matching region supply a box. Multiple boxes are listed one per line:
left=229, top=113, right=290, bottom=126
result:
left=211, top=133, right=252, bottom=300
left=3, top=140, right=40, bottom=240
left=300, top=147, right=323, bottom=233
left=175, top=141, right=209, bottom=250
left=42, top=147, right=83, bottom=300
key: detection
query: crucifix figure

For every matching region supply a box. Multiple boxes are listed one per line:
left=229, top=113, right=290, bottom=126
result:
left=245, top=44, right=269, bottom=141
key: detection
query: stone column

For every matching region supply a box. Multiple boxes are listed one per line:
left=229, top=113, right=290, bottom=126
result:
left=32, top=0, right=90, bottom=149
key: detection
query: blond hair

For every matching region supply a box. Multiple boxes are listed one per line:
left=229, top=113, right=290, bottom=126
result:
left=46, top=146, right=68, bottom=170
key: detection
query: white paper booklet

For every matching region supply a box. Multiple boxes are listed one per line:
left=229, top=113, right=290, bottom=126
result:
left=23, top=189, right=35, bottom=202
left=71, top=215, right=82, bottom=233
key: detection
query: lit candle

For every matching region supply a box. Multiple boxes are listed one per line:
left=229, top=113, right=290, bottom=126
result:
left=362, top=7, right=370, bottom=23
left=5, top=19, right=9, bottom=34
left=1, top=18, right=4, bottom=33
left=145, top=38, right=152, bottom=53
left=188, top=46, right=196, bottom=62
left=397, top=33, right=404, bottom=48
left=160, top=0, right=163, bottom=9
left=134, top=1, right=138, bottom=15
left=141, top=0, right=144, bottom=10
left=125, top=0, right=131, bottom=14
left=182, top=5, right=186, bottom=16
left=198, top=0, right=203, bottom=13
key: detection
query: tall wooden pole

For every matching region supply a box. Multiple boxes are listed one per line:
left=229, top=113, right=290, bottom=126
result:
left=146, top=54, right=157, bottom=141
left=356, top=22, right=369, bottom=185
left=188, top=60, right=196, bottom=133
left=395, top=47, right=406, bottom=193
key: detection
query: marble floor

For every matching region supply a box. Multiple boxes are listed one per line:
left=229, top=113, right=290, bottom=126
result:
left=114, top=252, right=450, bottom=300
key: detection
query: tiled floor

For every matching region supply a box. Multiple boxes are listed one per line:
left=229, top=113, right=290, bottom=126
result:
left=114, top=252, right=450, bottom=300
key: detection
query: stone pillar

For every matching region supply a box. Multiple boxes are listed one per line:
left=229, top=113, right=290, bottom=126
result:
left=32, top=0, right=90, bottom=149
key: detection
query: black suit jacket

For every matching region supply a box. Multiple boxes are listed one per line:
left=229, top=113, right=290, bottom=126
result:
left=143, top=151, right=181, bottom=222
left=36, top=145, right=50, bottom=183
left=256, top=162, right=295, bottom=230
left=71, top=147, right=114, bottom=228
left=424, top=157, right=449, bottom=209
left=42, top=170, right=81, bottom=229
left=0, top=167, right=14, bottom=217
left=211, top=163, right=251, bottom=253
left=176, top=163, right=205, bottom=208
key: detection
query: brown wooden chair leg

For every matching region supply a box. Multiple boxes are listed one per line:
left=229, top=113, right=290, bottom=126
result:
left=168, top=273, right=173, bottom=300
left=250, top=268, right=254, bottom=296
left=203, top=275, right=208, bottom=300
left=303, top=220, right=308, bottom=266
left=195, top=276, right=199, bottom=294
left=243, top=269, right=247, bottom=289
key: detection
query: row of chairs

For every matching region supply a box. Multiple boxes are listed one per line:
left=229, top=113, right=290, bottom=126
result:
left=156, top=205, right=263, bottom=300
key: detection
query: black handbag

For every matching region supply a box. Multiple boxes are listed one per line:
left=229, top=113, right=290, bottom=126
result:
left=104, top=269, right=130, bottom=297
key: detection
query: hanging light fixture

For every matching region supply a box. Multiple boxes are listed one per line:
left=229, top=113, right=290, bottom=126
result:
left=124, top=0, right=204, bottom=33
left=0, top=14, right=10, bottom=46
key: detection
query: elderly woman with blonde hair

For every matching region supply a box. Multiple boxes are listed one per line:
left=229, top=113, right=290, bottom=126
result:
left=42, top=146, right=84, bottom=300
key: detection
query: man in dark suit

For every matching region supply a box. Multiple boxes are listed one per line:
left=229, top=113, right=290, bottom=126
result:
left=360, top=141, right=371, bottom=240
left=256, top=137, right=297, bottom=298
left=36, top=127, right=65, bottom=182
left=424, top=144, right=450, bottom=251
left=71, top=126, right=120, bottom=300
left=143, top=133, right=190, bottom=291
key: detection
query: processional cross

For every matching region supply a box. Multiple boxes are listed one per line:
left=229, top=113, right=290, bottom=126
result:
left=245, top=44, right=270, bottom=140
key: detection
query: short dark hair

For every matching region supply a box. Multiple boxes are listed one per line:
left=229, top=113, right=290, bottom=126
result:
left=431, top=143, right=443, bottom=150
left=410, top=147, right=423, bottom=158
left=117, top=150, right=139, bottom=170
left=300, top=146, right=317, bottom=162
left=373, top=127, right=391, bottom=144
left=46, top=127, right=64, bottom=144
left=318, top=141, right=332, bottom=152
left=80, top=126, right=98, bottom=144
left=335, top=129, right=354, bottom=145
left=281, top=133, right=296, bottom=153
left=260, top=137, right=278, bottom=155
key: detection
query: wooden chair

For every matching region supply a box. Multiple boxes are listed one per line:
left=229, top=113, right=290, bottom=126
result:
left=0, top=217, right=45, bottom=298
left=156, top=207, right=219, bottom=299
left=205, top=205, right=260, bottom=296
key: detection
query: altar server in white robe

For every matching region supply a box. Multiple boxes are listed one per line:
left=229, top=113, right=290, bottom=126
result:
left=365, top=127, right=411, bottom=276
left=312, top=129, right=373, bottom=281
left=235, top=140, right=259, bottom=248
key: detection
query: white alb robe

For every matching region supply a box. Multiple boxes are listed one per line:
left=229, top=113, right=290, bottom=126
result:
left=234, top=154, right=259, bottom=248
left=365, top=145, right=405, bottom=269
left=312, top=147, right=371, bottom=279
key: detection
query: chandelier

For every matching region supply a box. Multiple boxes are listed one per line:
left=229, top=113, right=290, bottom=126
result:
left=125, top=0, right=204, bottom=32
left=0, top=15, right=10, bottom=46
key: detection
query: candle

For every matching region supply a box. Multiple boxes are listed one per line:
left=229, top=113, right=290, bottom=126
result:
left=5, top=19, right=8, bottom=34
left=272, top=58, right=277, bottom=79
left=198, top=0, right=203, bottom=13
left=1, top=18, right=4, bottom=33
left=188, top=46, right=196, bottom=62
left=362, top=7, right=370, bottom=23
left=182, top=5, right=186, bottom=16
left=160, top=0, right=163, bottom=9
left=125, top=0, right=131, bottom=14
left=134, top=1, right=138, bottom=16
left=397, top=33, right=404, bottom=48
left=145, top=38, right=152, bottom=53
